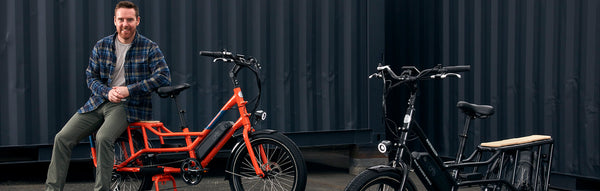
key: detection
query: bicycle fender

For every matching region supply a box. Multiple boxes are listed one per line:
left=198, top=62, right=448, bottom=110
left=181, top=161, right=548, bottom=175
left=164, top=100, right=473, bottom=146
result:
left=367, top=165, right=404, bottom=174
left=225, top=129, right=279, bottom=180
left=232, top=129, right=278, bottom=139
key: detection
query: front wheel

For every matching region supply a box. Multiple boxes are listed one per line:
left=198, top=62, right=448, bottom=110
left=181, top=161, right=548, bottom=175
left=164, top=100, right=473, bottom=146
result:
left=228, top=132, right=307, bottom=191
left=345, top=170, right=417, bottom=191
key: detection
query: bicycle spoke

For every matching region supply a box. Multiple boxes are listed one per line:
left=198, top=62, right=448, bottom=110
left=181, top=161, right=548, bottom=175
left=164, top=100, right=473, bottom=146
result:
left=229, top=134, right=306, bottom=191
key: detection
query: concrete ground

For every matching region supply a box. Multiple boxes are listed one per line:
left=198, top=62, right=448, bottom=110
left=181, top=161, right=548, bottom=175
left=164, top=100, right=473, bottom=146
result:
left=0, top=146, right=544, bottom=191
left=2, top=147, right=357, bottom=191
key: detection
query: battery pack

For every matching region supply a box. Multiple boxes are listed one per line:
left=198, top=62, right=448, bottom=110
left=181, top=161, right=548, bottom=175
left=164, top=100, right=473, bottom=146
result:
left=195, top=121, right=234, bottom=159
left=412, top=152, right=455, bottom=190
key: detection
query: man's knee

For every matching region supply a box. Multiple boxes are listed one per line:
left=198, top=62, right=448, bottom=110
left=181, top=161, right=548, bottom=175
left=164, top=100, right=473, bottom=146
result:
left=53, top=131, right=77, bottom=147
left=95, top=133, right=118, bottom=146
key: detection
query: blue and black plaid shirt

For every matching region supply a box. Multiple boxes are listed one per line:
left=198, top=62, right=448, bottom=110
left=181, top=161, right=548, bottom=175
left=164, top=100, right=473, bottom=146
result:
left=78, top=32, right=171, bottom=122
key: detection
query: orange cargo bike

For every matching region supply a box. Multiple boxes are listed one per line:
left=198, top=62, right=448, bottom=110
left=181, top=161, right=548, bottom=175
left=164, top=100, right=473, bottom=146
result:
left=89, top=51, right=307, bottom=191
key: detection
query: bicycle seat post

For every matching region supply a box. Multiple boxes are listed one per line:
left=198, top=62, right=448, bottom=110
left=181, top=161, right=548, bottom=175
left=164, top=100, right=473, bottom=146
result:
left=455, top=115, right=473, bottom=163
left=451, top=114, right=473, bottom=179
left=170, top=95, right=188, bottom=130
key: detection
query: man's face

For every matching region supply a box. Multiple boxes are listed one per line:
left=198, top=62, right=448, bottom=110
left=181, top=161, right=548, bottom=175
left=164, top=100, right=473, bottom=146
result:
left=114, top=8, right=139, bottom=43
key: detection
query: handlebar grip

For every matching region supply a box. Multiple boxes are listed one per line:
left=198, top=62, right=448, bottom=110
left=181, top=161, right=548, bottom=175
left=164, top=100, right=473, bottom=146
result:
left=443, top=65, right=470, bottom=73
left=199, top=50, right=232, bottom=58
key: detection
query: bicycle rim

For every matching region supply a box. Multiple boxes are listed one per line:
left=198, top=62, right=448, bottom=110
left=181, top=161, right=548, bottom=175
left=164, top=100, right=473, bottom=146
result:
left=488, top=150, right=542, bottom=191
left=111, top=130, right=149, bottom=191
left=345, top=170, right=416, bottom=191
left=229, top=133, right=307, bottom=191
left=111, top=171, right=145, bottom=191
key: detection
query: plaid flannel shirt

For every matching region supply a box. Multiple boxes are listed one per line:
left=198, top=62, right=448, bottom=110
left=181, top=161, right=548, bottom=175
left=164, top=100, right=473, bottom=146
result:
left=78, top=32, right=171, bottom=122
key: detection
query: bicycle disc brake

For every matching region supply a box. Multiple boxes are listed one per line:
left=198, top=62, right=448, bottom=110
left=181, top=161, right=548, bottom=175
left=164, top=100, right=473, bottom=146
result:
left=180, top=158, right=206, bottom=185
left=261, top=161, right=283, bottom=177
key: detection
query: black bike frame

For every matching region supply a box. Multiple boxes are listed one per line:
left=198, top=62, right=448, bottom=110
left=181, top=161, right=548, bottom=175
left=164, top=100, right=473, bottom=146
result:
left=390, top=82, right=523, bottom=191
left=372, top=64, right=554, bottom=191
left=391, top=82, right=455, bottom=190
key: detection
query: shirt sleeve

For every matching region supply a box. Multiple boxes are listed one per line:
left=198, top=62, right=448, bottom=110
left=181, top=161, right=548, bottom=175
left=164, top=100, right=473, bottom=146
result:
left=126, top=43, right=171, bottom=95
left=86, top=44, right=112, bottom=99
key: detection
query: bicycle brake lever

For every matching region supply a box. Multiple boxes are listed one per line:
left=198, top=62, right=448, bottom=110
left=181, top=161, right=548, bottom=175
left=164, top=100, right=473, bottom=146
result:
left=430, top=73, right=461, bottom=79
left=213, top=58, right=234, bottom=63
left=442, top=73, right=461, bottom=78
left=369, top=73, right=382, bottom=79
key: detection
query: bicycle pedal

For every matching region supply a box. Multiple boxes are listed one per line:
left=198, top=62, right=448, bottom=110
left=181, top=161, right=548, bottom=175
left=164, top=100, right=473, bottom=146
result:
left=187, top=168, right=209, bottom=173
left=199, top=168, right=209, bottom=173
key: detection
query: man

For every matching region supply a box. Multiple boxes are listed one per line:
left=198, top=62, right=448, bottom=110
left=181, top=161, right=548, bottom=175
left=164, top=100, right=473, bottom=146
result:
left=45, top=1, right=171, bottom=190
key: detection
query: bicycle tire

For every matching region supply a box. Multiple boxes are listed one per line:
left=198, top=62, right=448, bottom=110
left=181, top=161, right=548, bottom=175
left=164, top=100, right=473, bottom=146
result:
left=345, top=169, right=417, bottom=191
left=110, top=130, right=152, bottom=191
left=488, top=150, right=544, bottom=191
left=228, top=132, right=307, bottom=191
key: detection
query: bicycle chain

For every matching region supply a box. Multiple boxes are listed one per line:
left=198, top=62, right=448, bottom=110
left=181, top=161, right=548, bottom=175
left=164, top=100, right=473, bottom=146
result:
left=134, top=158, right=188, bottom=168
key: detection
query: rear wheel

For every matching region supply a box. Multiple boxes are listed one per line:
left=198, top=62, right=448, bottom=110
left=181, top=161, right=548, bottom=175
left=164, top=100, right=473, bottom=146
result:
left=488, top=150, right=543, bottom=191
left=345, top=170, right=416, bottom=191
left=110, top=130, right=152, bottom=191
left=228, top=132, right=307, bottom=191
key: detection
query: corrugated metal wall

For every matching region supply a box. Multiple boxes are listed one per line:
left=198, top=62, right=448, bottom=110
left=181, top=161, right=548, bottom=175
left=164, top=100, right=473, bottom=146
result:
left=2, top=0, right=598, bottom=181
left=0, top=0, right=385, bottom=146
left=385, top=0, right=599, bottom=180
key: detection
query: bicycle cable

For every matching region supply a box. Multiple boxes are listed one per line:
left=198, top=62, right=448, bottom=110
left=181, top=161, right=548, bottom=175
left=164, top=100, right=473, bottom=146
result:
left=243, top=58, right=262, bottom=115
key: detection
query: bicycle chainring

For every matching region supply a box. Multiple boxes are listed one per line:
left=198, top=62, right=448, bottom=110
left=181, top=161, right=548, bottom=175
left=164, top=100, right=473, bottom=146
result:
left=180, top=158, right=204, bottom=185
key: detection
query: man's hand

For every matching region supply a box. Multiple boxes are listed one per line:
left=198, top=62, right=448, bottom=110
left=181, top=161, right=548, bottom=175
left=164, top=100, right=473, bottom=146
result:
left=108, top=86, right=130, bottom=103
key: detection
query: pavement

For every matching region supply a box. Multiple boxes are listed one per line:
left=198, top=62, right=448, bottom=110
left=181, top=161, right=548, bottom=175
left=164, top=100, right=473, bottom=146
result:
left=0, top=146, right=514, bottom=191
left=0, top=146, right=356, bottom=191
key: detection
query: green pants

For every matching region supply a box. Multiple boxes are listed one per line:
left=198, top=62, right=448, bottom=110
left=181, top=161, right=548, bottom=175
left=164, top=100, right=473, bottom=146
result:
left=46, top=102, right=129, bottom=191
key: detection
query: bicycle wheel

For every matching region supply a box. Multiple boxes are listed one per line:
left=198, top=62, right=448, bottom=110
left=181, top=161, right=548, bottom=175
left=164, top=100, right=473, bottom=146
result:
left=345, top=170, right=416, bottom=191
left=111, top=130, right=151, bottom=191
left=488, top=150, right=543, bottom=191
left=228, top=132, right=307, bottom=191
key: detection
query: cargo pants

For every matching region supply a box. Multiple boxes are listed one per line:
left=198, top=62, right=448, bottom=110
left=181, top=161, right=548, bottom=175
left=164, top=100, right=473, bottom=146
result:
left=45, top=102, right=128, bottom=191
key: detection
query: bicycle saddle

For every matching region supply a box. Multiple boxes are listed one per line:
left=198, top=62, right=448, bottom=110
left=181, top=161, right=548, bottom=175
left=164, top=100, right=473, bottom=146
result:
left=456, top=101, right=495, bottom=118
left=157, top=83, right=191, bottom=98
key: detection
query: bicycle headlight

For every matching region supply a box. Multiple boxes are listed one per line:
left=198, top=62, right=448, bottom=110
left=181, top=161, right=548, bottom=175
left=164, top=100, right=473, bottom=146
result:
left=378, top=140, right=392, bottom=154
left=254, top=110, right=267, bottom=121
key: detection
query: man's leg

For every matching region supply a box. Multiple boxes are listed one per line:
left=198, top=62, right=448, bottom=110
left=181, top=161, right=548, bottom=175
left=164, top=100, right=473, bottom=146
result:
left=46, top=112, right=103, bottom=191
left=94, top=102, right=129, bottom=191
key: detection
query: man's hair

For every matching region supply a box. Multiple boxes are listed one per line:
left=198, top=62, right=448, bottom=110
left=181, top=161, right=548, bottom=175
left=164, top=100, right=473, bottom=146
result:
left=115, top=1, right=139, bottom=17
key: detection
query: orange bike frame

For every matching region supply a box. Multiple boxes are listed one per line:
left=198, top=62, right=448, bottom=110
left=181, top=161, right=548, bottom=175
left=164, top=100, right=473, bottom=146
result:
left=91, top=87, right=266, bottom=177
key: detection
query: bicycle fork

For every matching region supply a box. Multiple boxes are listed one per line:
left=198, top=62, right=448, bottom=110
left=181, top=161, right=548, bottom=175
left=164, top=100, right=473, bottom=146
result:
left=242, top=124, right=268, bottom=178
left=234, top=86, right=269, bottom=179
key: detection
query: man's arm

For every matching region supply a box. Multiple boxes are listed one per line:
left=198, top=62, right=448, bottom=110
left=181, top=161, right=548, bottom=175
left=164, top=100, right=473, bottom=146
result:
left=126, top=43, right=171, bottom=96
left=86, top=45, right=112, bottom=100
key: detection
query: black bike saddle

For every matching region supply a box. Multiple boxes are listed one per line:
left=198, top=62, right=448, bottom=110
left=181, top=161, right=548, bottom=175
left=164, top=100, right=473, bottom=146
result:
left=157, top=83, right=191, bottom=98
left=456, top=101, right=495, bottom=118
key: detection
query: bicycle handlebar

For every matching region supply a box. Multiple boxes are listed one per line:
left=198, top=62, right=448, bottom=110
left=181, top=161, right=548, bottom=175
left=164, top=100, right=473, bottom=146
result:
left=372, top=64, right=470, bottom=82
left=199, top=50, right=263, bottom=114
left=199, top=50, right=233, bottom=58
left=199, top=50, right=258, bottom=67
left=442, top=65, right=471, bottom=73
